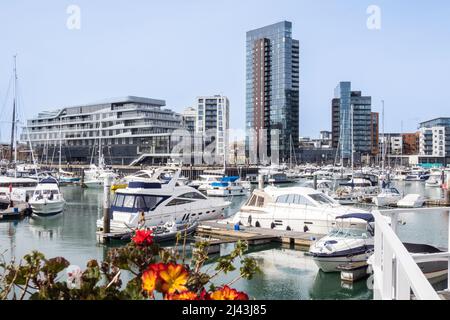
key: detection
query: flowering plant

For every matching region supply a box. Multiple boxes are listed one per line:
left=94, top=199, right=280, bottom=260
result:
left=0, top=228, right=258, bottom=300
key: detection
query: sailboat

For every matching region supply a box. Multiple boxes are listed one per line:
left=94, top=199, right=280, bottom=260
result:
left=56, top=119, right=80, bottom=184
left=83, top=120, right=117, bottom=187
left=0, top=56, right=38, bottom=216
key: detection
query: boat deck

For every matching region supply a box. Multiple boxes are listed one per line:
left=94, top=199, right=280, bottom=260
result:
left=197, top=221, right=323, bottom=248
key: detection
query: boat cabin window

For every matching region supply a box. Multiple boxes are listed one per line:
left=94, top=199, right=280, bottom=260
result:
left=256, top=196, right=265, bottom=207
left=308, top=193, right=335, bottom=205
left=112, top=194, right=167, bottom=211
left=246, top=195, right=257, bottom=207
left=166, top=198, right=194, bottom=206
left=276, top=194, right=315, bottom=206
left=179, top=192, right=207, bottom=200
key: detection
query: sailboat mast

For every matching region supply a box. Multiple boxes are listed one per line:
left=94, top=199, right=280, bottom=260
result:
left=9, top=55, right=17, bottom=164
left=381, top=100, right=385, bottom=173
left=59, top=118, right=62, bottom=169
left=98, top=119, right=102, bottom=167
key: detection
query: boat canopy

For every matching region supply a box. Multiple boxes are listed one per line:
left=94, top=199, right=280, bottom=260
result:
left=336, top=213, right=374, bottom=222
left=39, top=177, right=59, bottom=184
left=221, top=176, right=239, bottom=183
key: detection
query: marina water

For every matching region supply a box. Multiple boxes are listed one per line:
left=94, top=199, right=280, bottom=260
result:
left=0, top=180, right=447, bottom=300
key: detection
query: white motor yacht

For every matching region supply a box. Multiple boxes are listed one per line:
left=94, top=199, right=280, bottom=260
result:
left=372, top=187, right=402, bottom=207
left=96, top=168, right=231, bottom=233
left=425, top=176, right=442, bottom=188
left=83, top=163, right=118, bottom=187
left=189, top=173, right=224, bottom=191
left=206, top=176, right=247, bottom=197
left=397, top=194, right=426, bottom=208
left=29, top=177, right=65, bottom=216
left=0, top=176, right=38, bottom=208
left=228, top=186, right=371, bottom=235
left=309, top=213, right=375, bottom=272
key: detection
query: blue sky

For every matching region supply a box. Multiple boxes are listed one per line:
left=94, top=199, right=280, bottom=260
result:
left=1, top=0, right=449, bottom=142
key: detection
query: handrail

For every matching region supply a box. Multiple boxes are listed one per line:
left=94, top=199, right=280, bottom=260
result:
left=372, top=209, right=441, bottom=300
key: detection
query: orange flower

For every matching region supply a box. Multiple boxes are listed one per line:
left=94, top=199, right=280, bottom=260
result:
left=209, top=286, right=249, bottom=300
left=141, top=263, right=166, bottom=293
left=141, top=268, right=159, bottom=294
left=159, top=263, right=189, bottom=294
left=165, top=291, right=199, bottom=300
left=132, top=229, right=153, bottom=246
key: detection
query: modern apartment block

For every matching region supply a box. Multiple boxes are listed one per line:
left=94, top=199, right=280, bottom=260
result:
left=402, top=132, right=420, bottom=155
left=331, top=82, right=374, bottom=162
left=246, top=21, right=300, bottom=164
left=21, top=96, right=182, bottom=165
left=379, top=133, right=403, bottom=155
left=195, top=95, right=230, bottom=160
left=181, top=107, right=197, bottom=134
left=419, top=118, right=450, bottom=164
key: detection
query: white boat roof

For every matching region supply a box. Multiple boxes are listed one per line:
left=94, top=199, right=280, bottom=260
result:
left=0, top=176, right=38, bottom=183
left=263, top=186, right=325, bottom=198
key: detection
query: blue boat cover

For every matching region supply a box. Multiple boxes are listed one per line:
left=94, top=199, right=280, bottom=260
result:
left=39, top=177, right=59, bottom=184
left=335, top=213, right=374, bottom=222
left=211, top=182, right=229, bottom=187
left=221, top=176, right=239, bottom=182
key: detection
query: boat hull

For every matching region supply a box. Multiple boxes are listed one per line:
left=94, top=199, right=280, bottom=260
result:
left=312, top=252, right=370, bottom=273
left=30, top=200, right=65, bottom=216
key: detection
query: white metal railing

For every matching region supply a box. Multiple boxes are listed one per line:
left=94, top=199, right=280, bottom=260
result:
left=372, top=209, right=444, bottom=300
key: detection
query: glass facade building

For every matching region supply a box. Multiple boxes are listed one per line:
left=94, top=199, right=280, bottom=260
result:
left=20, top=96, right=182, bottom=165
left=245, top=21, right=299, bottom=163
left=332, top=82, right=373, bottom=161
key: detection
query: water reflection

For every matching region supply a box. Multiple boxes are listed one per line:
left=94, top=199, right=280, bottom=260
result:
left=0, top=180, right=448, bottom=299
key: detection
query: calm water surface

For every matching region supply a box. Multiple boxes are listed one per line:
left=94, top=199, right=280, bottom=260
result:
left=0, top=181, right=448, bottom=300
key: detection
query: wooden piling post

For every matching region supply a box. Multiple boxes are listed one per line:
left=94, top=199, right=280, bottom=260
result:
left=81, top=169, right=85, bottom=188
left=313, top=175, right=318, bottom=190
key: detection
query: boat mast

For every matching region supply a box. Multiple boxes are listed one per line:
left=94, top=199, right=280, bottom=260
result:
left=9, top=55, right=17, bottom=166
left=98, top=118, right=102, bottom=168
left=381, top=100, right=385, bottom=173
left=59, top=117, right=62, bottom=170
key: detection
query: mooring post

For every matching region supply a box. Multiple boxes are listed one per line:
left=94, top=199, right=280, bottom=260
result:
left=81, top=169, right=85, bottom=188
left=103, top=175, right=112, bottom=237
left=313, top=175, right=318, bottom=190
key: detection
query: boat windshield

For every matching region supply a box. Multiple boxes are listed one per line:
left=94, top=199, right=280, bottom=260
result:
left=112, top=194, right=168, bottom=212
left=329, top=228, right=371, bottom=239
left=308, top=193, right=335, bottom=205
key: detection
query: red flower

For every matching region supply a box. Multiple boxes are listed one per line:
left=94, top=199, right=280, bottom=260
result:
left=132, top=229, right=153, bottom=246
left=209, top=286, right=249, bottom=300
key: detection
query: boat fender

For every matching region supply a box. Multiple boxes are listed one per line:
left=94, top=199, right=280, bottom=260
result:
left=270, top=222, right=276, bottom=229
left=255, top=221, right=260, bottom=228
left=303, top=225, right=309, bottom=232
left=286, top=226, right=291, bottom=231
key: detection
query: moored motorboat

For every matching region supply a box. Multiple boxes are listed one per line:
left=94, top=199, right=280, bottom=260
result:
left=29, top=177, right=65, bottom=216
left=372, top=187, right=402, bottom=207
left=227, top=186, right=371, bottom=235
left=397, top=194, right=426, bottom=208
left=309, top=213, right=375, bottom=272
left=96, top=167, right=231, bottom=233
left=206, top=176, right=247, bottom=197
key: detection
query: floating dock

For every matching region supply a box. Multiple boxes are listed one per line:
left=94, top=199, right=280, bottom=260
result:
left=196, top=221, right=323, bottom=249
left=0, top=203, right=31, bottom=220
